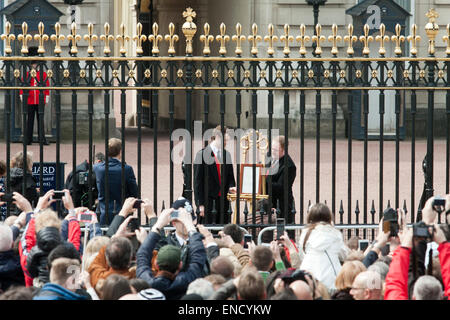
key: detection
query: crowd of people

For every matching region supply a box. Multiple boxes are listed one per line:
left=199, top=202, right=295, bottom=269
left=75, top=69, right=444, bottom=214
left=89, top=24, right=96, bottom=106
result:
left=0, top=184, right=448, bottom=300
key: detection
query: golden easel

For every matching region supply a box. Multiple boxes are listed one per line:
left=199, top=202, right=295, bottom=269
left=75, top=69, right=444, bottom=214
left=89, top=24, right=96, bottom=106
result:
left=227, top=130, right=269, bottom=224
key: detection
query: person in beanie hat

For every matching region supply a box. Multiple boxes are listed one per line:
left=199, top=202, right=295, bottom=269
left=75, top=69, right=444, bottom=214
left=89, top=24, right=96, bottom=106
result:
left=19, top=46, right=50, bottom=145
left=136, top=207, right=207, bottom=300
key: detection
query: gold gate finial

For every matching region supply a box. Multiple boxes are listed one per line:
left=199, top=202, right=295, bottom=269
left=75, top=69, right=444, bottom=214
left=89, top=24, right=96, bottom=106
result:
left=375, top=23, right=389, bottom=56
left=407, top=24, right=421, bottom=56
left=425, top=8, right=439, bottom=55
left=50, top=23, right=65, bottom=55
left=34, top=22, right=48, bottom=54
left=359, top=24, right=373, bottom=56
left=232, top=23, right=246, bottom=56
left=344, top=24, right=357, bottom=56
left=248, top=23, right=262, bottom=56
left=67, top=22, right=81, bottom=55
left=444, top=24, right=450, bottom=56
left=165, top=22, right=179, bottom=56
left=100, top=23, right=114, bottom=55
left=116, top=23, right=130, bottom=55
left=296, top=24, right=310, bottom=56
left=84, top=23, right=98, bottom=55
left=200, top=23, right=214, bottom=56
left=1, top=22, right=16, bottom=55
left=280, top=24, right=294, bottom=56
left=216, top=23, right=230, bottom=56
left=134, top=22, right=147, bottom=56
left=391, top=23, right=405, bottom=56
left=149, top=23, right=163, bottom=55
left=182, top=7, right=197, bottom=55
left=328, top=24, right=342, bottom=56
left=18, top=22, right=32, bottom=54
left=264, top=23, right=278, bottom=56
left=312, top=24, right=325, bottom=55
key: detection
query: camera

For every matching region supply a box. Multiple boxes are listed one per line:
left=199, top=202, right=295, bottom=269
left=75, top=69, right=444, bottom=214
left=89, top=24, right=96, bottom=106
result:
left=0, top=193, right=14, bottom=203
left=276, top=218, right=285, bottom=240
left=243, top=234, right=252, bottom=249
left=383, top=208, right=399, bottom=237
left=280, top=269, right=309, bottom=285
left=413, top=221, right=434, bottom=240
left=133, top=199, right=143, bottom=209
left=52, top=191, right=65, bottom=200
left=77, top=171, right=89, bottom=185
left=77, top=211, right=95, bottom=223
left=432, top=196, right=446, bottom=213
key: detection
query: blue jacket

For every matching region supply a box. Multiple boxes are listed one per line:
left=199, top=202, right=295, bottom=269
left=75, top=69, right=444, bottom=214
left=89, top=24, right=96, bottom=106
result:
left=33, top=283, right=87, bottom=300
left=136, top=231, right=207, bottom=300
left=0, top=250, right=25, bottom=292
left=93, top=158, right=138, bottom=225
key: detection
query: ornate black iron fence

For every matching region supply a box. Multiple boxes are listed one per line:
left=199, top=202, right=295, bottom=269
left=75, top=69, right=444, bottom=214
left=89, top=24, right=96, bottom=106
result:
left=1, top=8, right=450, bottom=241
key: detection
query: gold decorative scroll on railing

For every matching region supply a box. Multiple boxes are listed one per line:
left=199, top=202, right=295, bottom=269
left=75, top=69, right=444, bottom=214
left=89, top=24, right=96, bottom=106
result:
left=1, top=7, right=448, bottom=59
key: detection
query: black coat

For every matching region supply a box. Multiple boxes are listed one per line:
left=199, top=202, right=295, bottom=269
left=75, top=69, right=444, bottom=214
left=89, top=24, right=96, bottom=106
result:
left=267, top=154, right=296, bottom=222
left=64, top=160, right=98, bottom=208
left=10, top=167, right=39, bottom=208
left=0, top=250, right=25, bottom=293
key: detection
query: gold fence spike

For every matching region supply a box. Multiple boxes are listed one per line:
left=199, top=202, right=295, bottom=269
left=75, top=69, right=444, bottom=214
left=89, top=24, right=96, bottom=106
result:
left=425, top=8, right=439, bottom=55
left=232, top=23, right=246, bottom=56
left=1, top=21, right=16, bottom=55
left=116, top=23, right=130, bottom=55
left=296, top=24, right=310, bottom=56
left=328, top=24, right=342, bottom=56
left=34, top=22, right=48, bottom=54
left=133, top=22, right=147, bottom=56
left=407, top=24, right=421, bottom=56
left=67, top=22, right=81, bottom=55
left=50, top=23, right=65, bottom=55
left=100, top=23, right=114, bottom=55
left=248, top=23, right=262, bottom=55
left=344, top=24, right=357, bottom=56
left=149, top=22, right=163, bottom=55
left=375, top=23, right=389, bottom=56
left=182, top=7, right=197, bottom=55
left=216, top=23, right=230, bottom=56
left=200, top=23, right=214, bottom=56
left=84, top=23, right=98, bottom=55
left=18, top=22, right=32, bottom=54
left=391, top=23, right=405, bottom=56
left=444, top=24, right=450, bottom=56
left=165, top=22, right=179, bottom=56
left=264, top=23, right=278, bottom=56
left=280, top=24, right=293, bottom=56
left=359, top=24, right=373, bottom=56
left=312, top=24, right=325, bottom=55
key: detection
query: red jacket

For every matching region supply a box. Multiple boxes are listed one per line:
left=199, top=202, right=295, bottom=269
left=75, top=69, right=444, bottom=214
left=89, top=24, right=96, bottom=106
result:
left=438, top=242, right=450, bottom=299
left=19, top=71, right=50, bottom=105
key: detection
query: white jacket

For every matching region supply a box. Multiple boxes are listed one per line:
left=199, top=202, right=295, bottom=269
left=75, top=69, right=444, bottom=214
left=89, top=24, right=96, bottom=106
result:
left=298, top=223, right=350, bottom=290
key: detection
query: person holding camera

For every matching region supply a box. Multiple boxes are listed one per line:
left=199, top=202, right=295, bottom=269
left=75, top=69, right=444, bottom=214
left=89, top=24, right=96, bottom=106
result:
left=135, top=207, right=207, bottom=300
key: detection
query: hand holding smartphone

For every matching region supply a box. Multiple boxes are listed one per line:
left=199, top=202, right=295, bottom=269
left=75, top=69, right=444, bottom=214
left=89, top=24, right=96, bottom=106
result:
left=276, top=218, right=285, bottom=240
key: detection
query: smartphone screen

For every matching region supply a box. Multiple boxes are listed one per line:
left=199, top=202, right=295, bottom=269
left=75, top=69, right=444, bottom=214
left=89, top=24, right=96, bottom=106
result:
left=244, top=234, right=252, bottom=249
left=276, top=218, right=285, bottom=240
left=79, top=214, right=93, bottom=221
left=359, top=240, right=369, bottom=252
left=53, top=191, right=65, bottom=200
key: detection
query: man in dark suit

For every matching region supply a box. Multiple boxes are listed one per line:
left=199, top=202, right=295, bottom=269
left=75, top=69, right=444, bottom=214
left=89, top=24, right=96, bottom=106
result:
left=267, top=136, right=296, bottom=226
left=93, top=138, right=138, bottom=226
left=193, top=126, right=236, bottom=224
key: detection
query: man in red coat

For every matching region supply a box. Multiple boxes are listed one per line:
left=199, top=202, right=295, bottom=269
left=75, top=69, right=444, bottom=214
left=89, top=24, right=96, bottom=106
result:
left=19, top=47, right=50, bottom=146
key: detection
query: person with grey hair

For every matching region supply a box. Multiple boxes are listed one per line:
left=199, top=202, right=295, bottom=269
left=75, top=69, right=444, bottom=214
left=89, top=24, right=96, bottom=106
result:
left=412, top=275, right=443, bottom=300
left=185, top=278, right=215, bottom=300
left=349, top=270, right=383, bottom=300
left=368, top=261, right=390, bottom=281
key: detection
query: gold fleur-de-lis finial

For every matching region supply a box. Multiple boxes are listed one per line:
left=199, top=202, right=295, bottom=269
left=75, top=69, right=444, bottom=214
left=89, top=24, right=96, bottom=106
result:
left=328, top=24, right=342, bottom=56
left=407, top=24, right=421, bottom=56
left=133, top=22, right=147, bottom=56
left=67, top=22, right=82, bottom=55
left=84, top=23, right=98, bottom=55
left=34, top=22, right=48, bottom=54
left=359, top=24, right=373, bottom=56
left=165, top=22, right=179, bottom=56
left=443, top=24, right=450, bottom=56
left=375, top=23, right=389, bottom=56
left=264, top=23, right=278, bottom=56
left=232, top=23, right=246, bottom=56
left=116, top=23, right=130, bottom=55
left=100, top=23, right=114, bottom=55
left=182, top=7, right=197, bottom=55
left=344, top=24, right=357, bottom=56
left=149, top=22, right=163, bottom=55
left=18, top=22, right=32, bottom=54
left=425, top=8, right=439, bottom=55
left=1, top=21, right=16, bottom=55
left=50, top=23, right=65, bottom=55
left=280, top=24, right=294, bottom=56
left=391, top=23, right=405, bottom=56
left=216, top=23, right=230, bottom=56
left=248, top=23, right=262, bottom=55
left=296, top=24, right=310, bottom=56
left=312, top=24, right=325, bottom=55
left=200, top=23, right=214, bottom=56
